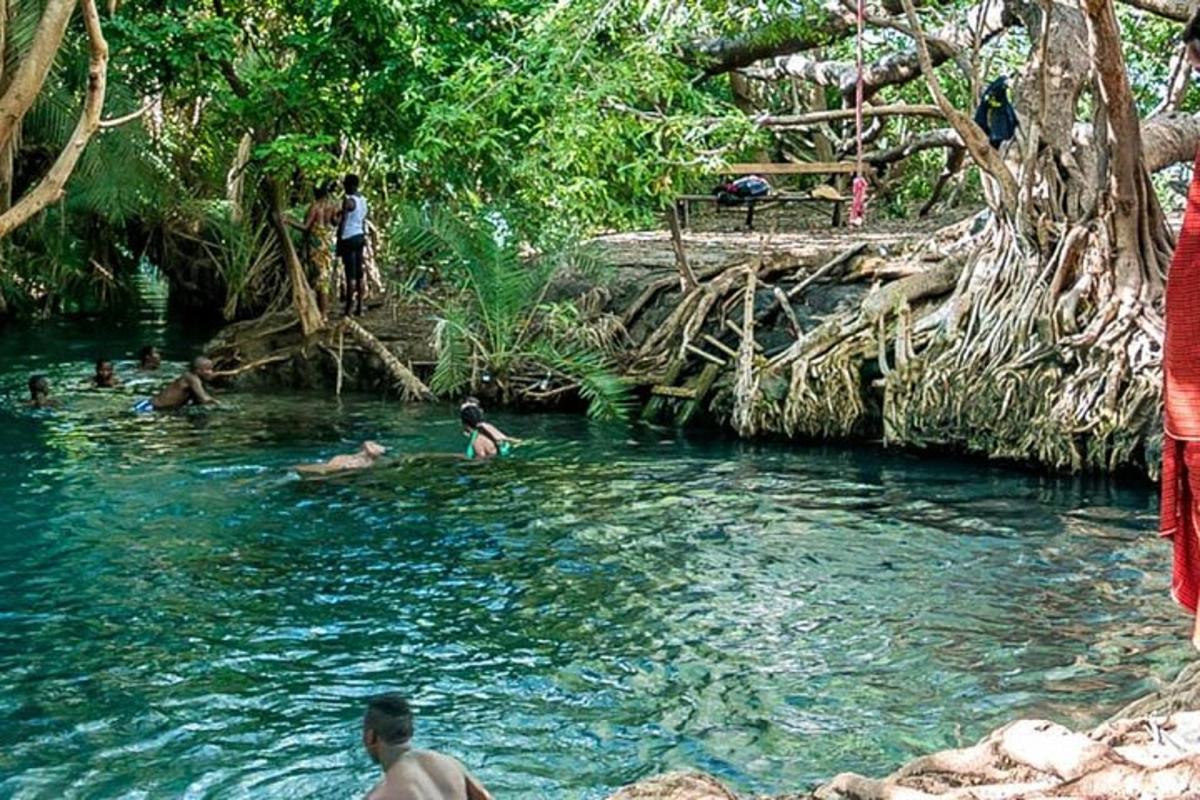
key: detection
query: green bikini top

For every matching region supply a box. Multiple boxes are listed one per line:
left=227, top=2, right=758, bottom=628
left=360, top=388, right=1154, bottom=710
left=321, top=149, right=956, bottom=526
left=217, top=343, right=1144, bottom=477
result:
left=466, top=429, right=511, bottom=459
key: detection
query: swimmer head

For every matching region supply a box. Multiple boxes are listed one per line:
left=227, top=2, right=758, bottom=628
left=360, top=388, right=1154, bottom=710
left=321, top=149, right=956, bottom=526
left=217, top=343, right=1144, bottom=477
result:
left=361, top=440, right=387, bottom=458
left=28, top=374, right=49, bottom=400
left=192, top=357, right=215, bottom=381
left=363, top=693, right=413, bottom=764
left=95, top=359, right=115, bottom=385
left=461, top=404, right=485, bottom=431
left=139, top=346, right=161, bottom=370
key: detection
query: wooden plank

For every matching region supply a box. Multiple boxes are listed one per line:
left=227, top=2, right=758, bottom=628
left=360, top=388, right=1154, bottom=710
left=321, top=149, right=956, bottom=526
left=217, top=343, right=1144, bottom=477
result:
left=676, top=363, right=722, bottom=426
left=673, top=193, right=845, bottom=203
left=726, top=162, right=874, bottom=176
left=651, top=385, right=698, bottom=398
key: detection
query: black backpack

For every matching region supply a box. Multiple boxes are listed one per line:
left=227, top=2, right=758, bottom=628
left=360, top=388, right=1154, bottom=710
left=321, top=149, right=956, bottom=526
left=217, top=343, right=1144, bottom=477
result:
left=974, top=77, right=1018, bottom=149
left=713, top=175, right=772, bottom=206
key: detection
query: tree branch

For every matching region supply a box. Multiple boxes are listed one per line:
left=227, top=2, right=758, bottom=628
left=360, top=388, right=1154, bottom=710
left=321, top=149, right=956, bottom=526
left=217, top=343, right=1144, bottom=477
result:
left=691, top=3, right=859, bottom=75
left=0, top=0, right=77, bottom=153
left=900, top=0, right=1019, bottom=210
left=0, top=0, right=105, bottom=239
left=863, top=127, right=964, bottom=165
left=742, top=0, right=1012, bottom=100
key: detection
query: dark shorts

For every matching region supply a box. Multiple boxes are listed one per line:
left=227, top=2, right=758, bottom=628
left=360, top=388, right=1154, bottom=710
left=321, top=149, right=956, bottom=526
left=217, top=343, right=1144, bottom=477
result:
left=338, top=234, right=366, bottom=281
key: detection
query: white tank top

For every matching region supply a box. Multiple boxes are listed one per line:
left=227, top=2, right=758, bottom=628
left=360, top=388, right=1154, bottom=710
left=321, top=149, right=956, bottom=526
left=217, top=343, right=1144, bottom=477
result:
left=341, top=193, right=367, bottom=239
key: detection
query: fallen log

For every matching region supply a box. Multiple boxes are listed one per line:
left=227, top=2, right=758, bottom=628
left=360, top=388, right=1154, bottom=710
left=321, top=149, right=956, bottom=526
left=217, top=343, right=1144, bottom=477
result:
left=341, top=317, right=433, bottom=401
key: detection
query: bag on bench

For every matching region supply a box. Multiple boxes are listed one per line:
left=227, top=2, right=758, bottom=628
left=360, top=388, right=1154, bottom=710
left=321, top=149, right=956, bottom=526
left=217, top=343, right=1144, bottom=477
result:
left=713, top=175, right=771, bottom=206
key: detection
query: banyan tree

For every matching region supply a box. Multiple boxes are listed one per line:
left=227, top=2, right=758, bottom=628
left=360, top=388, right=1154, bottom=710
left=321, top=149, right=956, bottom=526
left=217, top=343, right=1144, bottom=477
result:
left=679, top=0, right=1200, bottom=473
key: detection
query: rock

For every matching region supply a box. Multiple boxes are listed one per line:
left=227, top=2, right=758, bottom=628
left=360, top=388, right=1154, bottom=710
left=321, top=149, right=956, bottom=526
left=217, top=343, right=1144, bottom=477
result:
left=605, top=771, right=740, bottom=800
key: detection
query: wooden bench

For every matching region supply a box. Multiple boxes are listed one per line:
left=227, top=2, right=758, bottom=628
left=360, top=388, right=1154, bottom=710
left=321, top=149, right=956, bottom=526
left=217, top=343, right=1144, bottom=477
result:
left=675, top=161, right=874, bottom=231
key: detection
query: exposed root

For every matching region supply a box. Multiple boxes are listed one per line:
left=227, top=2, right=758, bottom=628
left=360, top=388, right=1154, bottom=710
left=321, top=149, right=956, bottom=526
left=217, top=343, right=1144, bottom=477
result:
left=606, top=712, right=1200, bottom=800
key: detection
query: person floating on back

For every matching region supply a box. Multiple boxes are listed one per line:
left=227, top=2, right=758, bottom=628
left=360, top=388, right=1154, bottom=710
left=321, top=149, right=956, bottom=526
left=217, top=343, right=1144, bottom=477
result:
left=337, top=173, right=369, bottom=318
left=138, top=346, right=162, bottom=371
left=27, top=374, right=59, bottom=408
left=294, top=440, right=387, bottom=476
left=362, top=694, right=492, bottom=800
left=92, top=358, right=120, bottom=388
left=135, top=356, right=217, bottom=412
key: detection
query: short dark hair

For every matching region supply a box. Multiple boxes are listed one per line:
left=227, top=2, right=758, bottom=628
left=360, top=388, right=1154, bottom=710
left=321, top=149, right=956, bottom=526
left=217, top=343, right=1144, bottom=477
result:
left=139, top=345, right=158, bottom=359
left=344, top=173, right=360, bottom=193
left=461, top=404, right=485, bottom=429
left=365, top=694, right=413, bottom=745
left=29, top=374, right=48, bottom=394
left=96, top=358, right=111, bottom=368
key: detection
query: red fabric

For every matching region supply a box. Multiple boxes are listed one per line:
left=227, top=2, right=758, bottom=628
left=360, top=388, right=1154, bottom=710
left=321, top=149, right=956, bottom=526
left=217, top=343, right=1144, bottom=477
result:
left=1162, top=439, right=1200, bottom=613
left=1161, top=150, right=1200, bottom=614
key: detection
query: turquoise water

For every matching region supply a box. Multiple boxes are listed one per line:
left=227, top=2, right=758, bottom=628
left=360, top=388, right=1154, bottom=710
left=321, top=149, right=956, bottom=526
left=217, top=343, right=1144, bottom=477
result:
left=0, top=310, right=1190, bottom=799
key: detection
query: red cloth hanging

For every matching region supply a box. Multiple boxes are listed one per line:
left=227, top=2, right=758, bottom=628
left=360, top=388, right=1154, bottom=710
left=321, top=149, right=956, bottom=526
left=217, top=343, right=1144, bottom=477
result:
left=1162, top=149, right=1200, bottom=614
left=849, top=0, right=868, bottom=226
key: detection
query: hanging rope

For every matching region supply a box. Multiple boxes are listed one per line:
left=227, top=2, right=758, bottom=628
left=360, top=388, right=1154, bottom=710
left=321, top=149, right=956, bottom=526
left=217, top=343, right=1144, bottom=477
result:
left=849, top=0, right=869, bottom=226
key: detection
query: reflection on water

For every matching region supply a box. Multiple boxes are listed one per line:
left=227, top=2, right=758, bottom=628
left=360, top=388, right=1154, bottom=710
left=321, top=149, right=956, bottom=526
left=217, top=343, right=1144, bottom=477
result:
left=0, top=317, right=1189, bottom=799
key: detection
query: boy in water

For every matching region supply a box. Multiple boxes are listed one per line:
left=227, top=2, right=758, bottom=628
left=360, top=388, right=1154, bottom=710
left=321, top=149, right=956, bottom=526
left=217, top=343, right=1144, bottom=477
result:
left=362, top=694, right=491, bottom=800
left=294, top=440, right=387, bottom=475
left=138, top=346, right=162, bottom=371
left=27, top=375, right=59, bottom=408
left=137, top=356, right=218, bottom=412
left=92, top=358, right=120, bottom=388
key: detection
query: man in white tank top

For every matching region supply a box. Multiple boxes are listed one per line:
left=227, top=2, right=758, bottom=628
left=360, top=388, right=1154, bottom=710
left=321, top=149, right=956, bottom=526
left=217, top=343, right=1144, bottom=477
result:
left=337, top=173, right=369, bottom=316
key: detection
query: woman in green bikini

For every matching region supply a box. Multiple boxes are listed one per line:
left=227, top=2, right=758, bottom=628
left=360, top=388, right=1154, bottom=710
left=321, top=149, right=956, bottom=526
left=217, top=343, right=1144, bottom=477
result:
left=461, top=398, right=516, bottom=460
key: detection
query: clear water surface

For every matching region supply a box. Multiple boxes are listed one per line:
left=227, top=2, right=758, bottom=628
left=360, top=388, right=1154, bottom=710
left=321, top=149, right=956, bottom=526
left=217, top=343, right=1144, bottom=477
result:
left=0, top=297, right=1190, bottom=799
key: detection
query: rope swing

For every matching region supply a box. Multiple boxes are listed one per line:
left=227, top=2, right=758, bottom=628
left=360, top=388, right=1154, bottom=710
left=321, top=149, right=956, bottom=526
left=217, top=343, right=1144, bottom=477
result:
left=849, top=0, right=869, bottom=226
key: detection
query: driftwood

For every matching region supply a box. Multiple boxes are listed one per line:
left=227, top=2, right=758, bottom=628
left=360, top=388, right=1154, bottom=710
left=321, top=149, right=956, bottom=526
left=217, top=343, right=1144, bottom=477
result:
left=340, top=317, right=433, bottom=401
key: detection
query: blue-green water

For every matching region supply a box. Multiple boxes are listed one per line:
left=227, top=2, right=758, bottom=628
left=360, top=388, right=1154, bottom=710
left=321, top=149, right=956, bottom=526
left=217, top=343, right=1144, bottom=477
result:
left=0, top=311, right=1191, bottom=799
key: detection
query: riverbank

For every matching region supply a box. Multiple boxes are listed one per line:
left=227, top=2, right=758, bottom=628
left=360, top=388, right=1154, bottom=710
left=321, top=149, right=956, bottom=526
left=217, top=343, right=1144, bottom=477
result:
left=607, top=663, right=1200, bottom=799
left=207, top=207, right=1162, bottom=478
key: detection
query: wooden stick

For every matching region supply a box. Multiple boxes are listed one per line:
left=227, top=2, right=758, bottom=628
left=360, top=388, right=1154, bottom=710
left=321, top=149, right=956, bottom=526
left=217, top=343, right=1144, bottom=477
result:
left=684, top=343, right=727, bottom=366
left=667, top=204, right=699, bottom=291
left=724, top=319, right=764, bottom=352
left=786, top=243, right=867, bottom=299
left=336, top=326, right=345, bottom=396
left=211, top=353, right=292, bottom=378
left=651, top=385, right=698, bottom=398
left=702, top=333, right=739, bottom=360
left=772, top=286, right=803, bottom=335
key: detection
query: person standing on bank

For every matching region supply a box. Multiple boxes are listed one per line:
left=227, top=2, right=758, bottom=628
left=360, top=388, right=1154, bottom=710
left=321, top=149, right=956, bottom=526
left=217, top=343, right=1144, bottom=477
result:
left=337, top=173, right=369, bottom=317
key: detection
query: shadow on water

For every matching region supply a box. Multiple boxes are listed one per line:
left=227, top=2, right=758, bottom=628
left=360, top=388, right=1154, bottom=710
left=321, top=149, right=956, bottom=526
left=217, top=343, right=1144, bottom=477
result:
left=0, top=310, right=1189, bottom=799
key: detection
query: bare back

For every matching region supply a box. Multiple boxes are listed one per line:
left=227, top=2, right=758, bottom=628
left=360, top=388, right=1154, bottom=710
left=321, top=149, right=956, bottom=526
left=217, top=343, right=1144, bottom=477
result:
left=366, top=750, right=490, bottom=800
left=151, top=372, right=213, bottom=410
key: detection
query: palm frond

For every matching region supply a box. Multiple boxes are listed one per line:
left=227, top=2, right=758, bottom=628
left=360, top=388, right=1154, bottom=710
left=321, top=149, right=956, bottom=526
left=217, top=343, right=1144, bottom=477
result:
left=528, top=340, right=632, bottom=421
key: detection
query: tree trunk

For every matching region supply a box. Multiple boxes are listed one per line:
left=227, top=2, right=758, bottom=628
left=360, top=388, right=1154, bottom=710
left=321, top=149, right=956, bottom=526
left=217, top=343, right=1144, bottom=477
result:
left=738, top=0, right=1169, bottom=474
left=263, top=175, right=323, bottom=337
left=0, top=0, right=106, bottom=239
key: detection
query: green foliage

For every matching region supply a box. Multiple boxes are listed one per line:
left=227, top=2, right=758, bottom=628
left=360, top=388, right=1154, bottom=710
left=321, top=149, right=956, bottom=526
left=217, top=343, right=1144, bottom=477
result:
left=392, top=204, right=631, bottom=419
